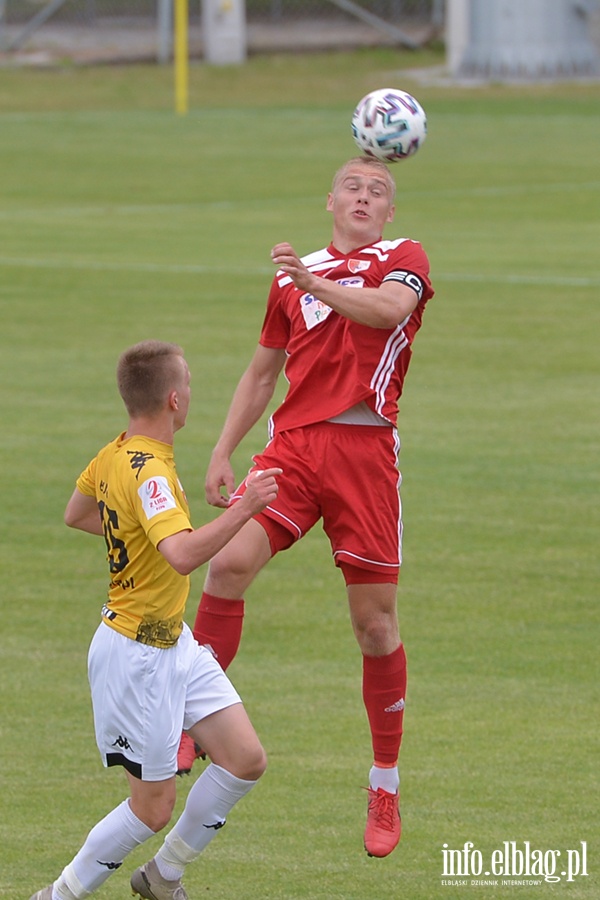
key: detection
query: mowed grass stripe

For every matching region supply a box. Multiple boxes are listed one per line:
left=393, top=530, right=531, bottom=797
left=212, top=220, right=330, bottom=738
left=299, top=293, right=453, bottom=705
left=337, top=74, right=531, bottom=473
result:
left=0, top=254, right=598, bottom=287
left=0, top=179, right=598, bottom=219
left=2, top=55, right=598, bottom=899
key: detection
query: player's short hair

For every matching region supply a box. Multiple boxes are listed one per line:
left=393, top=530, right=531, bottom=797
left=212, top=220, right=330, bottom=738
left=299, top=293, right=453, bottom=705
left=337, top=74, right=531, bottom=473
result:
left=117, top=340, right=185, bottom=417
left=332, top=156, right=396, bottom=201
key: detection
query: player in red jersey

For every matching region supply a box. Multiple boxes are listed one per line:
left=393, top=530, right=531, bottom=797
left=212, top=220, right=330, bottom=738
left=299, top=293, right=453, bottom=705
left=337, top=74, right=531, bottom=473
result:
left=182, top=157, right=434, bottom=858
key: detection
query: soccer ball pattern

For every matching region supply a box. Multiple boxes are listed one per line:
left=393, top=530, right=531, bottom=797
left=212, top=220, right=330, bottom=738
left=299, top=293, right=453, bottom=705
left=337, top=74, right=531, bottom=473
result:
left=351, top=88, right=427, bottom=162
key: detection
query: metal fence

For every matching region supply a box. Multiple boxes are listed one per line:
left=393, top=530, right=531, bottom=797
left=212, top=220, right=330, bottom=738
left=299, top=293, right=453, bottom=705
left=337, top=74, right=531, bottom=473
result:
left=1, top=0, right=440, bottom=24
left=0, top=0, right=443, bottom=60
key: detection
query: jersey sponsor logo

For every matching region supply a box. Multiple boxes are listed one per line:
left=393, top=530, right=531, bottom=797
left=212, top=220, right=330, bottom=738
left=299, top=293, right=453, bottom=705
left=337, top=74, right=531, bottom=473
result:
left=300, top=277, right=364, bottom=330
left=138, top=475, right=177, bottom=519
left=299, top=293, right=333, bottom=330
left=348, top=258, right=371, bottom=274
left=109, top=576, right=135, bottom=591
left=337, top=276, right=364, bottom=288
left=127, top=450, right=155, bottom=480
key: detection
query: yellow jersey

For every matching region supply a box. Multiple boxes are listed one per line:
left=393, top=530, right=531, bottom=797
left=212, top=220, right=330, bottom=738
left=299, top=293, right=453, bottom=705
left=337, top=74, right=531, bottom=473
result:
left=77, top=432, right=192, bottom=648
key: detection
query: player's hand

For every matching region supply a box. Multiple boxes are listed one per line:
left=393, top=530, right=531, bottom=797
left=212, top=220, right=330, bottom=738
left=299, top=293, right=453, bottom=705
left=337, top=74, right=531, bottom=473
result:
left=239, top=468, right=282, bottom=516
left=205, top=454, right=236, bottom=508
left=271, top=242, right=314, bottom=292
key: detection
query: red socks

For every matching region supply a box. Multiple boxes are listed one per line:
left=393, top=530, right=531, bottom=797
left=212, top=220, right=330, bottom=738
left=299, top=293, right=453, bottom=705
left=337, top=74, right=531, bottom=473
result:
left=192, top=593, right=245, bottom=671
left=194, top=594, right=406, bottom=767
left=362, top=644, right=407, bottom=766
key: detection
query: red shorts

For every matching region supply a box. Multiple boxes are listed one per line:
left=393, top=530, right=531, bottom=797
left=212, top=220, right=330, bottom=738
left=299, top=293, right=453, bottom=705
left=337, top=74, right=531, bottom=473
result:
left=232, top=422, right=402, bottom=582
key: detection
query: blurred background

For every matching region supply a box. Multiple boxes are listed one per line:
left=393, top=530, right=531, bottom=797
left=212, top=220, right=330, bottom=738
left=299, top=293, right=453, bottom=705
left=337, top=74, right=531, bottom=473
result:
left=1, top=0, right=598, bottom=76
left=1, top=3, right=598, bottom=899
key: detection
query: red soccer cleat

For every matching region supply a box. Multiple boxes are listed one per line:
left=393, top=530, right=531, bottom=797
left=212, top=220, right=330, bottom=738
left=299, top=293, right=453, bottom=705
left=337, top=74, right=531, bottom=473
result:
left=176, top=732, right=206, bottom=776
left=363, top=786, right=401, bottom=858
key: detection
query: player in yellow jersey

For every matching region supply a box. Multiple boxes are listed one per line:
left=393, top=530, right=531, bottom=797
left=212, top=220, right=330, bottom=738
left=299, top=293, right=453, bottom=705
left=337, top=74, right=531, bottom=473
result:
left=29, top=340, right=281, bottom=900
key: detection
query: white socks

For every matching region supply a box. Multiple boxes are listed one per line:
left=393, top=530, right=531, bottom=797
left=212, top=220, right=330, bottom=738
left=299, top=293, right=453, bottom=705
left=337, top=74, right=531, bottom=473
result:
left=54, top=799, right=153, bottom=897
left=155, top=763, right=258, bottom=880
left=50, top=764, right=258, bottom=895
left=369, top=764, right=400, bottom=795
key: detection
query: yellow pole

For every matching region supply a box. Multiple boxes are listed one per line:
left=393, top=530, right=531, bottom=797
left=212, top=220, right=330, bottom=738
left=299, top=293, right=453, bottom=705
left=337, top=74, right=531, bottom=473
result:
left=174, top=0, right=189, bottom=115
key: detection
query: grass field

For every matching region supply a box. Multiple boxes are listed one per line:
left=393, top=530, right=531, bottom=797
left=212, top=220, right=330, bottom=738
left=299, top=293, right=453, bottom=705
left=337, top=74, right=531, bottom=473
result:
left=1, top=49, right=599, bottom=899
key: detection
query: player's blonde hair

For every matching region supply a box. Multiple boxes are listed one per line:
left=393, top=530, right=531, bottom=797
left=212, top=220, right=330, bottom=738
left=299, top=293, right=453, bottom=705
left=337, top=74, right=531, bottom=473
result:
left=332, top=156, right=396, bottom=201
left=117, top=340, right=185, bottom=417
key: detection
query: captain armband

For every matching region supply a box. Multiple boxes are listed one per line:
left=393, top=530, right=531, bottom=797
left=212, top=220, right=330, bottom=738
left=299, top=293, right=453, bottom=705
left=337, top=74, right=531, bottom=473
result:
left=383, top=270, right=425, bottom=300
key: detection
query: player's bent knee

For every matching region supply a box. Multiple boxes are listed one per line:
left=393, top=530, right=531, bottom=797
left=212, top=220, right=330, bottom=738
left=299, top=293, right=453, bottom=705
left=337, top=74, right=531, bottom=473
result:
left=352, top=614, right=400, bottom=657
left=239, top=745, right=267, bottom=782
left=206, top=553, right=238, bottom=582
left=131, top=795, right=176, bottom=833
left=217, top=741, right=267, bottom=782
left=148, top=808, right=174, bottom=834
left=206, top=520, right=271, bottom=591
left=206, top=550, right=260, bottom=598
left=251, top=743, right=268, bottom=779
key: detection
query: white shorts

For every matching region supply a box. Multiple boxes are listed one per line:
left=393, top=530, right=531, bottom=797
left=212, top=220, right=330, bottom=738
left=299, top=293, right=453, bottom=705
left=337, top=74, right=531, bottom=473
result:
left=88, top=621, right=241, bottom=781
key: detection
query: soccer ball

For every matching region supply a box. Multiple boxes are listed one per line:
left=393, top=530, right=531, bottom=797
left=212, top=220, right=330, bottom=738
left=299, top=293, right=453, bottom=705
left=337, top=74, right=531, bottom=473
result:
left=351, top=88, right=427, bottom=162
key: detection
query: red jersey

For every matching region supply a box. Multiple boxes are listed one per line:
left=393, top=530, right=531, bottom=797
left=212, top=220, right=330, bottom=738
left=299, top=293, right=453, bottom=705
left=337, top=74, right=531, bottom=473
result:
left=259, top=237, right=434, bottom=433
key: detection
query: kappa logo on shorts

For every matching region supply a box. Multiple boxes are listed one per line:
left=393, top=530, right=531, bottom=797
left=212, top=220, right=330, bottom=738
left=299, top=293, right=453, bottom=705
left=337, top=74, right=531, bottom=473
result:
left=112, top=734, right=133, bottom=751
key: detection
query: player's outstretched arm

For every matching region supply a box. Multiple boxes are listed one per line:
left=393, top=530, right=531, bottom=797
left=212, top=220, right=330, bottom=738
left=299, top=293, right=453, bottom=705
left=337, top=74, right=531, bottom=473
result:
left=205, top=344, right=286, bottom=508
left=159, top=467, right=281, bottom=575
left=271, top=242, right=419, bottom=329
